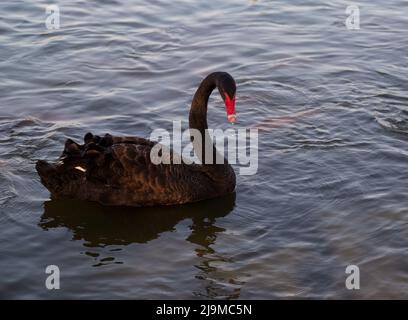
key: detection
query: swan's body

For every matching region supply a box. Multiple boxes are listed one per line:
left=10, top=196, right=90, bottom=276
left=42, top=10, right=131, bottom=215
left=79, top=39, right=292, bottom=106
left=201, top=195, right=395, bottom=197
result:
left=36, top=72, right=237, bottom=207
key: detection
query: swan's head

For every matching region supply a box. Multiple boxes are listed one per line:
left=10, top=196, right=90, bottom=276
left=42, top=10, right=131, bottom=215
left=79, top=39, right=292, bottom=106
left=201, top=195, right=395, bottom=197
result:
left=217, top=73, right=236, bottom=123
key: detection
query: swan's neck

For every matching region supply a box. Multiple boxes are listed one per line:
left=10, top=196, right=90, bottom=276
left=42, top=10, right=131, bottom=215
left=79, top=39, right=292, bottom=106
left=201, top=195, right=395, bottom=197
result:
left=189, top=73, right=225, bottom=166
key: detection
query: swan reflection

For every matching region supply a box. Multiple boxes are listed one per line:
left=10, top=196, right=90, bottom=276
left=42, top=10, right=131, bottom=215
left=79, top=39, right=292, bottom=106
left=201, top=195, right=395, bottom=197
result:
left=38, top=193, right=241, bottom=298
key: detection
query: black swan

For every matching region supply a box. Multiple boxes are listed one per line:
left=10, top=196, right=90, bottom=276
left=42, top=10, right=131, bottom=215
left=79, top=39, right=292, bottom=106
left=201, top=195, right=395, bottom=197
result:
left=36, top=72, right=237, bottom=207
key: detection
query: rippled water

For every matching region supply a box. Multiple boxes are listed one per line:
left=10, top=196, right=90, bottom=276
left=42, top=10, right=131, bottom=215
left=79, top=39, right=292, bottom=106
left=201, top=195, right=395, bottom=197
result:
left=0, top=0, right=407, bottom=299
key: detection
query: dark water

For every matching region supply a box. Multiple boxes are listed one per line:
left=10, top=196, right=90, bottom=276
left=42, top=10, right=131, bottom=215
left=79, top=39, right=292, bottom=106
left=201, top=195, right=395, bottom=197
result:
left=0, top=0, right=407, bottom=299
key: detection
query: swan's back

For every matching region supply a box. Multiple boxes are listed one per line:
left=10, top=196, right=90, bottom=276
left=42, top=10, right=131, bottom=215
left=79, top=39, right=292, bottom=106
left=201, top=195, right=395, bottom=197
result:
left=36, top=133, right=233, bottom=206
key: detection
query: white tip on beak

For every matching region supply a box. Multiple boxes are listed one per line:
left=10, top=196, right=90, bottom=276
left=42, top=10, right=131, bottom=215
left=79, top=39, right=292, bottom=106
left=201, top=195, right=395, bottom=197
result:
left=228, top=114, right=236, bottom=123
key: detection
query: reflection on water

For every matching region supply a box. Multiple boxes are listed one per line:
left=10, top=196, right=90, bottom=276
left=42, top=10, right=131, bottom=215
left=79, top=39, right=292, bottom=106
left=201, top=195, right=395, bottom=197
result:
left=0, top=0, right=407, bottom=299
left=39, top=194, right=235, bottom=247
left=38, top=194, right=243, bottom=298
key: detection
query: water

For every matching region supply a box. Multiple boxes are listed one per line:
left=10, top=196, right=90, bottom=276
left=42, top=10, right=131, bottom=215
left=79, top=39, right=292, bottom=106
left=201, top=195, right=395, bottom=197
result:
left=0, top=0, right=407, bottom=299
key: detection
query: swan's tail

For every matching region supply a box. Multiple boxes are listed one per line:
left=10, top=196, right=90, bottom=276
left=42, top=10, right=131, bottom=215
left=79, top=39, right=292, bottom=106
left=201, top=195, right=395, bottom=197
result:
left=35, top=133, right=116, bottom=201
left=36, top=160, right=62, bottom=196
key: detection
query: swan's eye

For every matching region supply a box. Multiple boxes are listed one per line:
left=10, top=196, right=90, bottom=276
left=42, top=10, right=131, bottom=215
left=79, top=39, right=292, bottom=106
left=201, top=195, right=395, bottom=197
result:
left=224, top=93, right=236, bottom=123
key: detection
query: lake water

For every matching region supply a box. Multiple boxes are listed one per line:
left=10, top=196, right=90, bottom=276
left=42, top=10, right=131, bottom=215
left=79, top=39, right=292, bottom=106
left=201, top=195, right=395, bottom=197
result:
left=0, top=0, right=407, bottom=299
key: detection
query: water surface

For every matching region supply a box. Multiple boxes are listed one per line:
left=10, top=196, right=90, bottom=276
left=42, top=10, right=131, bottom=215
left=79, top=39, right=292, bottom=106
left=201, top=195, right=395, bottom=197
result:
left=0, top=0, right=407, bottom=299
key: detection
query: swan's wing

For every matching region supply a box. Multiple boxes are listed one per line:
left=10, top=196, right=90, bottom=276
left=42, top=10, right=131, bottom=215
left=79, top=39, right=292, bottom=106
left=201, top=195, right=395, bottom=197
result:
left=61, top=133, right=156, bottom=186
left=59, top=132, right=207, bottom=205
left=36, top=132, right=224, bottom=206
left=107, top=139, right=220, bottom=205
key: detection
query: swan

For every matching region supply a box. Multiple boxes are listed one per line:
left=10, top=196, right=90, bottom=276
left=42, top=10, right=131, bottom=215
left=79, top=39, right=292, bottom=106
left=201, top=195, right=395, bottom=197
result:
left=36, top=72, right=237, bottom=206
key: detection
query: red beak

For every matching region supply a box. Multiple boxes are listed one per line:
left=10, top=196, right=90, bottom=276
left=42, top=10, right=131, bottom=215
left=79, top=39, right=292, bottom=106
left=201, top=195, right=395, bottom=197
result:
left=225, top=94, right=236, bottom=123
